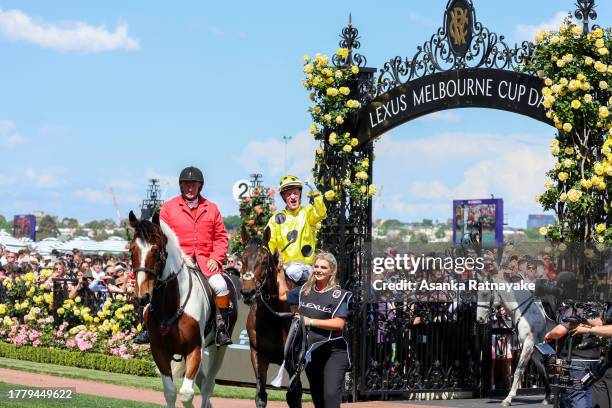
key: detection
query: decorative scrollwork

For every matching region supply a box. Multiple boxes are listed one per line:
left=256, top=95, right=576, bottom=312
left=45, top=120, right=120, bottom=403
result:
left=574, top=0, right=597, bottom=32
left=369, top=0, right=535, bottom=100
left=333, top=14, right=368, bottom=68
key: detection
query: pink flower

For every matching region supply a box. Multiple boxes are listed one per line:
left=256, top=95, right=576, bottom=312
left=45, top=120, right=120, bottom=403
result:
left=32, top=340, right=40, bottom=347
left=66, top=339, right=76, bottom=348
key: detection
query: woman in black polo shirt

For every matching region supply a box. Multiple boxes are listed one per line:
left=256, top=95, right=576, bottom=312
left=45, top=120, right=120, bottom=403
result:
left=278, top=251, right=351, bottom=408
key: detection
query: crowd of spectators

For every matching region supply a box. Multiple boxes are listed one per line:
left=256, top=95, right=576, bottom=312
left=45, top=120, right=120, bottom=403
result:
left=0, top=246, right=137, bottom=311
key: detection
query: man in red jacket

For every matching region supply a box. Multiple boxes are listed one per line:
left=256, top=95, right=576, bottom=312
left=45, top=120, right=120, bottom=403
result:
left=135, top=166, right=232, bottom=346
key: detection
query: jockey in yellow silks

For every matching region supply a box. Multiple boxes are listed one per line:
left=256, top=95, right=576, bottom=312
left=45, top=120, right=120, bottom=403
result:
left=266, top=175, right=327, bottom=283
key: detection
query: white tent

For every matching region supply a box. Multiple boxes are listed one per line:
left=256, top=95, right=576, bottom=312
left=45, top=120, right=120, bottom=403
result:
left=0, top=231, right=30, bottom=251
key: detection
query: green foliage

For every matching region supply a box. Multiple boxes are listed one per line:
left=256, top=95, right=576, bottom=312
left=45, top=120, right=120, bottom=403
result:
left=229, top=185, right=277, bottom=254
left=522, top=21, right=611, bottom=243
left=223, top=215, right=241, bottom=232
left=36, top=215, right=59, bottom=240
left=0, top=215, right=12, bottom=233
left=0, top=342, right=157, bottom=377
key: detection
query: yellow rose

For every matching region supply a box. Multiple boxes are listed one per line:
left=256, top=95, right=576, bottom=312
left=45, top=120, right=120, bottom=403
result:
left=324, top=190, right=336, bottom=201
left=599, top=106, right=610, bottom=119
left=351, top=65, right=359, bottom=74
left=335, top=116, right=344, bottom=125
left=535, top=194, right=542, bottom=203
left=594, top=28, right=604, bottom=38
left=542, top=87, right=552, bottom=95
left=585, top=56, right=593, bottom=65
left=325, top=77, right=334, bottom=84
left=556, top=60, right=565, bottom=68
left=596, top=223, right=606, bottom=234
left=600, top=81, right=609, bottom=90
left=0, top=304, right=5, bottom=315
left=594, top=162, right=604, bottom=175
left=563, top=123, right=573, bottom=132
left=544, top=180, right=553, bottom=189
left=558, top=172, right=569, bottom=181
left=323, top=114, right=332, bottom=123
left=342, top=144, right=352, bottom=153
left=545, top=78, right=553, bottom=86
left=567, top=189, right=582, bottom=202
left=584, top=94, right=593, bottom=103
left=303, top=55, right=310, bottom=62
left=563, top=158, right=573, bottom=168
left=571, top=99, right=581, bottom=109
left=580, top=179, right=592, bottom=189
left=597, top=181, right=606, bottom=190
left=539, top=227, right=548, bottom=236
left=336, top=48, right=349, bottom=58
left=551, top=145, right=560, bottom=155
left=368, top=185, right=376, bottom=196
left=326, top=87, right=338, bottom=97
left=303, top=64, right=313, bottom=74
left=310, top=124, right=318, bottom=135
left=339, top=86, right=350, bottom=96
left=350, top=138, right=359, bottom=147
left=57, top=307, right=64, bottom=315
left=571, top=26, right=582, bottom=36
left=595, top=61, right=607, bottom=73
left=75, top=296, right=81, bottom=303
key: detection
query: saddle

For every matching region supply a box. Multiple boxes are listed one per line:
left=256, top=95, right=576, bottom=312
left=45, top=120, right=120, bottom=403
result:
left=283, top=315, right=307, bottom=391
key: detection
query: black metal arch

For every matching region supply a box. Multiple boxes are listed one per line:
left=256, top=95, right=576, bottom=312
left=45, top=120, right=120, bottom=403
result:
left=315, top=0, right=600, bottom=401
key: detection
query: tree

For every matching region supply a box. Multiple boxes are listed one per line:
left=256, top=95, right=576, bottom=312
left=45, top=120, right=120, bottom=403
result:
left=223, top=215, right=241, bottom=232
left=435, top=227, right=446, bottom=239
left=60, top=217, right=79, bottom=228
left=421, top=219, right=433, bottom=227
left=37, top=215, right=59, bottom=240
left=0, top=215, right=11, bottom=233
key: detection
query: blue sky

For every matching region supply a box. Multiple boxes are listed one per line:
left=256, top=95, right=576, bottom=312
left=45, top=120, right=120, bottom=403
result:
left=0, top=0, right=610, bottom=228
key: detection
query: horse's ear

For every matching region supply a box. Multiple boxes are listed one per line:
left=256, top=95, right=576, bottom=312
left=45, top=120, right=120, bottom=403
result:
left=263, top=226, right=271, bottom=247
left=152, top=211, right=160, bottom=226
left=129, top=211, right=138, bottom=228
left=241, top=225, right=250, bottom=244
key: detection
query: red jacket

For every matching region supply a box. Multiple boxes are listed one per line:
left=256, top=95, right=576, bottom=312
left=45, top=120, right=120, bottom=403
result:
left=160, top=195, right=228, bottom=277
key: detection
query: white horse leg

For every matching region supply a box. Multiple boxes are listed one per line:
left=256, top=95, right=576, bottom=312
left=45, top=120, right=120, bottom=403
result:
left=502, top=337, right=534, bottom=407
left=161, top=375, right=178, bottom=408
left=200, top=345, right=227, bottom=408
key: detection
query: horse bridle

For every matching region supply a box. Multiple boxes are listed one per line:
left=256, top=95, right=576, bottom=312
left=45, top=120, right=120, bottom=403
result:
left=241, top=245, right=292, bottom=319
left=133, top=241, right=168, bottom=282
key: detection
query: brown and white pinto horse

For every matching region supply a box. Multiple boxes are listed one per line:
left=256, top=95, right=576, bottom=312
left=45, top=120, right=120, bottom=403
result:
left=129, top=211, right=236, bottom=408
left=239, top=226, right=302, bottom=408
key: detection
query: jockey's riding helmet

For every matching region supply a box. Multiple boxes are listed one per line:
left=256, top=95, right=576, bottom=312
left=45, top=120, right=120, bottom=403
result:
left=279, top=175, right=303, bottom=192
left=179, top=166, right=204, bottom=184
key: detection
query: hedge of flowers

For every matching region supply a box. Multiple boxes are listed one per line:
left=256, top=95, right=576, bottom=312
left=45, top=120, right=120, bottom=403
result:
left=230, top=185, right=277, bottom=253
left=303, top=50, right=376, bottom=202
left=525, top=20, right=611, bottom=243
left=0, top=271, right=149, bottom=360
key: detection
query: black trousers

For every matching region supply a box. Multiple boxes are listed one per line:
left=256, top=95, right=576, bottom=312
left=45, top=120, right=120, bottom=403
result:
left=593, top=364, right=612, bottom=408
left=305, top=343, right=349, bottom=408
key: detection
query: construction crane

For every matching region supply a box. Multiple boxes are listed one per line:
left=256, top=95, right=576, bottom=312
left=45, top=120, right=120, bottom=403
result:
left=109, top=187, right=123, bottom=223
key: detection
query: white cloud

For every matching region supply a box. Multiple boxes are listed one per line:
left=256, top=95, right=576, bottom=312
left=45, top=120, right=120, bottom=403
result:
left=417, top=111, right=462, bottom=123
left=237, top=131, right=318, bottom=184
left=24, top=166, right=66, bottom=188
left=515, top=11, right=567, bottom=41
left=407, top=12, right=436, bottom=28
left=0, top=9, right=140, bottom=53
left=74, top=188, right=140, bottom=205
left=0, top=119, right=28, bottom=147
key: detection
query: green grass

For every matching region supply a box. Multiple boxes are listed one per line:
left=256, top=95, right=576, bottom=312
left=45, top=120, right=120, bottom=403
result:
left=0, top=357, right=310, bottom=401
left=0, top=381, right=163, bottom=407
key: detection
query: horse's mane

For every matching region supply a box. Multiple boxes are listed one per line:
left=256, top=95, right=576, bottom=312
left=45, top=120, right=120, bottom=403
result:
left=159, top=221, right=196, bottom=271
left=133, top=218, right=195, bottom=275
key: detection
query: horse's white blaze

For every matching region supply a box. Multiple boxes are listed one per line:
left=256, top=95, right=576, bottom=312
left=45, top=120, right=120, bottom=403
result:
left=135, top=237, right=152, bottom=289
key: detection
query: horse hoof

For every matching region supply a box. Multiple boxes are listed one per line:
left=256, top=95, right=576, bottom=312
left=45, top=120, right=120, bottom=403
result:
left=501, top=400, right=511, bottom=407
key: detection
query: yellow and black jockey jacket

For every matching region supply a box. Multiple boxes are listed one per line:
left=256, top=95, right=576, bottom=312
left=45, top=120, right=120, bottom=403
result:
left=266, top=194, right=326, bottom=265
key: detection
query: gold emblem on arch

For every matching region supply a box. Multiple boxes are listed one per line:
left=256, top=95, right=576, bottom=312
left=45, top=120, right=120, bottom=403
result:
left=449, top=6, right=469, bottom=45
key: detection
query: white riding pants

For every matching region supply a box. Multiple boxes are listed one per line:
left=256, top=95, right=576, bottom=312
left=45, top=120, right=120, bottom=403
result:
left=208, top=273, right=229, bottom=296
left=284, top=262, right=313, bottom=283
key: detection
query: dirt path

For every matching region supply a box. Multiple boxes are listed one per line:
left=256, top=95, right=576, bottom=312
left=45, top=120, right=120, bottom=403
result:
left=0, top=367, right=446, bottom=407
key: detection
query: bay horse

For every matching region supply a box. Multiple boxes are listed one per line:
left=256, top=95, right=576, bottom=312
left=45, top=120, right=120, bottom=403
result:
left=129, top=211, right=237, bottom=408
left=239, top=226, right=302, bottom=408
left=476, top=274, right=554, bottom=406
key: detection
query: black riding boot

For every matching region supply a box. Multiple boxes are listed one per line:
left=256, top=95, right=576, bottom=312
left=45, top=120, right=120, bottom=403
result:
left=134, top=329, right=150, bottom=344
left=215, top=307, right=232, bottom=346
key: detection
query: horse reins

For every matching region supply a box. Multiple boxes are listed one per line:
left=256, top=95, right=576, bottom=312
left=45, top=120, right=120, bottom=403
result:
left=135, top=241, right=193, bottom=335
left=242, top=246, right=293, bottom=319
